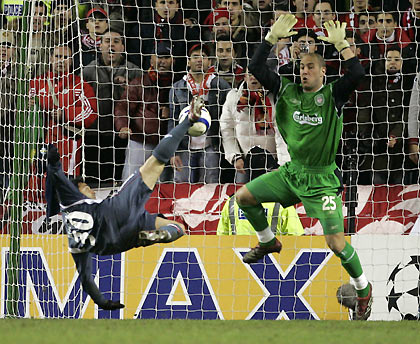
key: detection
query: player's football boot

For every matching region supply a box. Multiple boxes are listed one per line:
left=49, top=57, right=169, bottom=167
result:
left=242, top=238, right=282, bottom=264
left=138, top=229, right=172, bottom=247
left=189, top=95, right=204, bottom=122
left=355, top=282, right=373, bottom=320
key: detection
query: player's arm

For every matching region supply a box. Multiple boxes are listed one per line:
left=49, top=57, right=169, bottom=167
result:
left=249, top=14, right=297, bottom=96
left=72, top=252, right=125, bottom=311
left=318, top=20, right=365, bottom=111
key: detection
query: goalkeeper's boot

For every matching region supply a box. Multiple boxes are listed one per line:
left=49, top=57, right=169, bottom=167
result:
left=189, top=95, right=204, bottom=122
left=355, top=282, right=373, bottom=320
left=138, top=229, right=172, bottom=247
left=243, top=238, right=282, bottom=264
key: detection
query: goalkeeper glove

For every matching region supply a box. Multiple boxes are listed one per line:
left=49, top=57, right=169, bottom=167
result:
left=265, top=14, right=298, bottom=45
left=317, top=20, right=350, bottom=52
left=101, top=300, right=125, bottom=311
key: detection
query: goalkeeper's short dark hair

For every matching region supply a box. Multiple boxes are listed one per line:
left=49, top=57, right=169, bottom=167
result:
left=305, top=53, right=326, bottom=68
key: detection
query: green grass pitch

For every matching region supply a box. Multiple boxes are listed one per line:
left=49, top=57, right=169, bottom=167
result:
left=1, top=319, right=420, bottom=344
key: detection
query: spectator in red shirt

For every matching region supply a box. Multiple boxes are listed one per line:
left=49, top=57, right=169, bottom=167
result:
left=312, top=0, right=336, bottom=36
left=357, top=10, right=377, bottom=43
left=29, top=45, right=98, bottom=177
left=292, top=0, right=316, bottom=29
left=202, top=7, right=231, bottom=42
left=115, top=41, right=174, bottom=181
left=371, top=11, right=415, bottom=73
left=341, top=0, right=372, bottom=30
left=80, top=7, right=109, bottom=67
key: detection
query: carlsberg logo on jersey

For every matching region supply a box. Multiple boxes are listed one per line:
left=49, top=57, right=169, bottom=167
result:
left=292, top=111, right=323, bottom=126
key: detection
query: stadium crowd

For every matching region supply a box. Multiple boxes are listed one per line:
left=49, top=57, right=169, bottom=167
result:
left=0, top=0, right=419, bottom=193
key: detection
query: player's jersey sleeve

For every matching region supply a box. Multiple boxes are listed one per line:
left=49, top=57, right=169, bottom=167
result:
left=249, top=40, right=282, bottom=99
left=72, top=252, right=107, bottom=307
left=332, top=56, right=365, bottom=115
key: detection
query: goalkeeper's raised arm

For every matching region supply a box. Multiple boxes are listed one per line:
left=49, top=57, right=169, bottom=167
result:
left=319, top=20, right=366, bottom=111
left=249, top=14, right=297, bottom=96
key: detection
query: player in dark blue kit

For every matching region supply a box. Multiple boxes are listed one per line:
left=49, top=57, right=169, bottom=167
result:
left=46, top=96, right=205, bottom=311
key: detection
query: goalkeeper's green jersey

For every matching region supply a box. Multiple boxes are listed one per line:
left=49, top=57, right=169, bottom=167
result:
left=275, top=78, right=341, bottom=168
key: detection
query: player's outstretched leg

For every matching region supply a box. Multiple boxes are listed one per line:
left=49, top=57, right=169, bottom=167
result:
left=236, top=185, right=282, bottom=264
left=140, top=95, right=204, bottom=189
left=138, top=217, right=185, bottom=247
left=324, top=229, right=372, bottom=320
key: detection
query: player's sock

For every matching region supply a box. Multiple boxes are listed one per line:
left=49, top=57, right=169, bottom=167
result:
left=237, top=203, right=274, bottom=245
left=152, top=119, right=191, bottom=163
left=335, top=241, right=370, bottom=297
left=256, top=227, right=276, bottom=246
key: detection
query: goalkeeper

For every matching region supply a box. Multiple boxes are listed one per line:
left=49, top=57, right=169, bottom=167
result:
left=46, top=96, right=204, bottom=311
left=236, top=15, right=372, bottom=320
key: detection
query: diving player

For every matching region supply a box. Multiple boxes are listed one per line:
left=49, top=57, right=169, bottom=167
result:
left=235, top=15, right=373, bottom=320
left=46, top=96, right=205, bottom=311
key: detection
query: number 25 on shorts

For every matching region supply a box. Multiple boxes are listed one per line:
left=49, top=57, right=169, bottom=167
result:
left=321, top=196, right=337, bottom=211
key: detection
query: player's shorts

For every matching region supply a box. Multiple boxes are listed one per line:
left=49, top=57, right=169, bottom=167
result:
left=108, top=170, right=157, bottom=252
left=246, top=161, right=344, bottom=235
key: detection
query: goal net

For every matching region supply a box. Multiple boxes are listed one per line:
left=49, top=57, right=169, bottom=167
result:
left=0, top=0, right=419, bottom=320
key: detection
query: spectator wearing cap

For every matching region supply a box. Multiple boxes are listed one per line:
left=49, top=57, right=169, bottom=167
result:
left=207, top=35, right=244, bottom=88
left=80, top=7, right=109, bottom=67
left=114, top=41, right=175, bottom=181
left=0, top=29, right=17, bottom=191
left=168, top=44, right=231, bottom=183
left=83, top=30, right=142, bottom=184
left=126, top=0, right=200, bottom=75
left=202, top=7, right=231, bottom=42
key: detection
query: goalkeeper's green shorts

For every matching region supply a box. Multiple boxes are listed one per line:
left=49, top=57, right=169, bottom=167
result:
left=246, top=161, right=344, bottom=235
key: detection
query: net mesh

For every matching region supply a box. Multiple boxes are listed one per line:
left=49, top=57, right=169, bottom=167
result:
left=0, top=0, right=419, bottom=320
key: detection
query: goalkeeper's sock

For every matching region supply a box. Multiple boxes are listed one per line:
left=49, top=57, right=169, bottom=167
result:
left=152, top=119, right=191, bottom=163
left=335, top=241, right=370, bottom=297
left=256, top=227, right=275, bottom=246
left=236, top=203, right=269, bottom=231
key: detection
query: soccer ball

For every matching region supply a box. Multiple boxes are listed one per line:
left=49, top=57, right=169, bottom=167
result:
left=178, top=104, right=211, bottom=137
left=386, top=256, right=420, bottom=320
